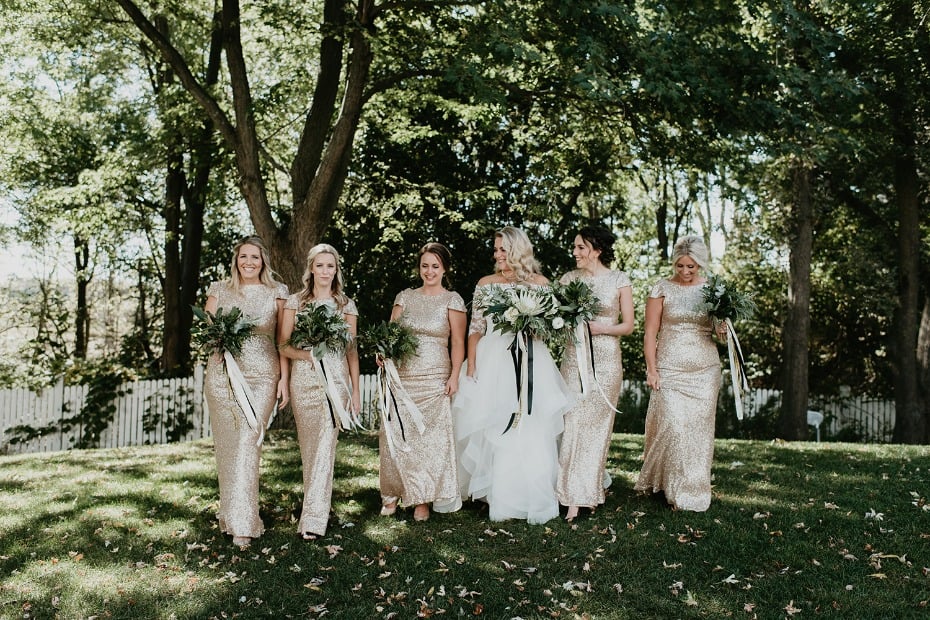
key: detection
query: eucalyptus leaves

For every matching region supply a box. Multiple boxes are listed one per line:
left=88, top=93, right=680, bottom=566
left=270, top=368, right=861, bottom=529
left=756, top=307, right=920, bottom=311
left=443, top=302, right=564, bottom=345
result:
left=286, top=302, right=353, bottom=358
left=190, top=306, right=257, bottom=357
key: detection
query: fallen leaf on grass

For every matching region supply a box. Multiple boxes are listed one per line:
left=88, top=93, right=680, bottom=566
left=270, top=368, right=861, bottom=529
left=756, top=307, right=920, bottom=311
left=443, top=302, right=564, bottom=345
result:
left=721, top=574, right=739, bottom=584
left=868, top=573, right=887, bottom=579
left=784, top=600, right=801, bottom=616
left=323, top=544, right=342, bottom=558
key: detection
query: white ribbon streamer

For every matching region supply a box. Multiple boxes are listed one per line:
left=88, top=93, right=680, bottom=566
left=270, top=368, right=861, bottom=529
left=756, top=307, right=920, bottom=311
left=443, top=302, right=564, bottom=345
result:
left=310, top=350, right=360, bottom=431
left=725, top=317, right=749, bottom=420
left=222, top=350, right=263, bottom=446
left=573, top=322, right=621, bottom=414
left=376, top=360, right=426, bottom=459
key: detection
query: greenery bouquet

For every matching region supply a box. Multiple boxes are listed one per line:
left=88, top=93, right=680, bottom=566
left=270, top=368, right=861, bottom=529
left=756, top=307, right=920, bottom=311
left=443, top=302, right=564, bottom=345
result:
left=190, top=305, right=261, bottom=435
left=190, top=306, right=256, bottom=357
left=286, top=302, right=352, bottom=359
left=360, top=319, right=424, bottom=453
left=701, top=274, right=753, bottom=420
left=359, top=319, right=419, bottom=364
left=552, top=279, right=601, bottom=330
left=700, top=274, right=756, bottom=323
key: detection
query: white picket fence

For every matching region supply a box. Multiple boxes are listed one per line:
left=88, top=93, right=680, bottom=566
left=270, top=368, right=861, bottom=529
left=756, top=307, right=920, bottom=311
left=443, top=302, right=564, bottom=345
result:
left=0, top=370, right=897, bottom=456
left=0, top=368, right=382, bottom=456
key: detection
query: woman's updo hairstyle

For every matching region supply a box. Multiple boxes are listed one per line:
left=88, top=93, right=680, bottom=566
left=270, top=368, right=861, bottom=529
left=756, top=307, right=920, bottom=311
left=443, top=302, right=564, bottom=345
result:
left=670, top=235, right=709, bottom=270
left=577, top=225, right=617, bottom=267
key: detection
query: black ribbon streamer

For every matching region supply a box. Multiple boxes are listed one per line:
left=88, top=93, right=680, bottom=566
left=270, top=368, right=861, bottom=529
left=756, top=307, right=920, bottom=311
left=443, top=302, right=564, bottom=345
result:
left=586, top=322, right=596, bottom=381
left=503, top=330, right=534, bottom=434
left=380, top=372, right=407, bottom=441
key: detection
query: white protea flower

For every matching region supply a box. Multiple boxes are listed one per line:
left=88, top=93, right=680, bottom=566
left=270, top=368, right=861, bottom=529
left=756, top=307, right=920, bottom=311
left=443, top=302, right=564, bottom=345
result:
left=513, top=289, right=544, bottom=315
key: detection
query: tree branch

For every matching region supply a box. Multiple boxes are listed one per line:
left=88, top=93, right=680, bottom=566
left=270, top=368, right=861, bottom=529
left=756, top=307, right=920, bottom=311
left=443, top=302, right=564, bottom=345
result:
left=113, top=0, right=238, bottom=149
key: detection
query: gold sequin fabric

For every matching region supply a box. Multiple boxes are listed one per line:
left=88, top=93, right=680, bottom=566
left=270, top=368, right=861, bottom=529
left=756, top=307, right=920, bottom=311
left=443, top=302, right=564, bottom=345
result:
left=453, top=283, right=571, bottom=524
left=634, top=279, right=721, bottom=512
left=557, top=269, right=631, bottom=508
left=286, top=295, right=359, bottom=536
left=379, top=288, right=466, bottom=510
left=204, top=281, right=288, bottom=538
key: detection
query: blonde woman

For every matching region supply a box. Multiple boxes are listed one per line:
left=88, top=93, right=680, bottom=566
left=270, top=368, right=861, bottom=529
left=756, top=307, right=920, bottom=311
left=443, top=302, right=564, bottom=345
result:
left=452, top=227, right=571, bottom=524
left=279, top=244, right=361, bottom=538
left=204, top=236, right=289, bottom=548
left=634, top=235, right=725, bottom=512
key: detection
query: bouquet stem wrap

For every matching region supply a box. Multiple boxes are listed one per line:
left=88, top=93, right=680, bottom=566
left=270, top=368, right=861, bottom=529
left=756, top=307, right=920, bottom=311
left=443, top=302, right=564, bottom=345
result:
left=724, top=318, right=749, bottom=420
left=573, top=322, right=622, bottom=414
left=222, top=351, right=264, bottom=446
left=376, top=359, right=426, bottom=459
left=503, top=329, right=534, bottom=434
left=311, top=350, right=359, bottom=431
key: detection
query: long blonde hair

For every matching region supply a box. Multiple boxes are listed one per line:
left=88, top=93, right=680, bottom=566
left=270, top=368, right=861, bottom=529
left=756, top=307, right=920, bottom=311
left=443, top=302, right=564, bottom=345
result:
left=228, top=236, right=277, bottom=291
left=495, top=226, right=542, bottom=281
left=297, top=243, right=350, bottom=309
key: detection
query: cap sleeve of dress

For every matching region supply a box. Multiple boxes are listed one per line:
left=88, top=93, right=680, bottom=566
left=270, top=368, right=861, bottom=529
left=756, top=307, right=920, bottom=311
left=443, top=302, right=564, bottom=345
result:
left=343, top=298, right=359, bottom=316
left=558, top=271, right=574, bottom=285
left=447, top=291, right=466, bottom=313
left=207, top=281, right=223, bottom=298
left=284, top=293, right=301, bottom=311
left=648, top=279, right=667, bottom=299
left=275, top=282, right=289, bottom=300
left=614, top=270, right=632, bottom=290
left=393, top=289, right=408, bottom=309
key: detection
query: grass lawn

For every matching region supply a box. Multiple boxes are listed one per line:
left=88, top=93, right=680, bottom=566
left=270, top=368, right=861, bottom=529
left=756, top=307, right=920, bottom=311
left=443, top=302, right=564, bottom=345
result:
left=1, top=431, right=928, bottom=619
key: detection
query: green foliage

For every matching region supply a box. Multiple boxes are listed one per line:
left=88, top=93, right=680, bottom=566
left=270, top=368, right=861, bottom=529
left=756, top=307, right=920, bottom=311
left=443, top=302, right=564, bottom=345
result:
left=285, top=303, right=352, bottom=358
left=190, top=306, right=257, bottom=358
left=358, top=319, right=419, bottom=364
left=142, top=385, right=196, bottom=444
left=552, top=279, right=601, bottom=329
left=700, top=274, right=757, bottom=322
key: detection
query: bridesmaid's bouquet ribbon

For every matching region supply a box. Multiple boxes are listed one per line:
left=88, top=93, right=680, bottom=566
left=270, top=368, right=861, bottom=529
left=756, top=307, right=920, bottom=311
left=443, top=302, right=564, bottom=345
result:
left=190, top=305, right=264, bottom=444
left=700, top=275, right=755, bottom=420
left=573, top=321, right=622, bottom=414
left=287, top=301, right=361, bottom=431
left=359, top=320, right=422, bottom=457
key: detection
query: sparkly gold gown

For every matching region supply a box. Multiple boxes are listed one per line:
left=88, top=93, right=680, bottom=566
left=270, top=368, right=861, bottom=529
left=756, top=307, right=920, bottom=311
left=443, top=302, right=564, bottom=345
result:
left=379, top=288, right=466, bottom=512
left=287, top=296, right=359, bottom=537
left=205, top=281, right=288, bottom=539
left=634, top=279, right=722, bottom=512
left=557, top=269, right=631, bottom=508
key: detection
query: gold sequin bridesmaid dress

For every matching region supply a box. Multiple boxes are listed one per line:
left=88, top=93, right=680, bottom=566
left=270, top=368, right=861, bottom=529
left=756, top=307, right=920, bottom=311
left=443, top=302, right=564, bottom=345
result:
left=634, top=279, right=722, bottom=512
left=205, top=280, right=288, bottom=538
left=287, top=296, right=358, bottom=537
left=557, top=269, right=632, bottom=509
left=378, top=288, right=465, bottom=513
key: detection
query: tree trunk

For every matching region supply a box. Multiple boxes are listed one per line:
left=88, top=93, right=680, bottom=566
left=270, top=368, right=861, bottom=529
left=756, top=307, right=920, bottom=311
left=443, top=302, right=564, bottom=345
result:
left=157, top=12, right=218, bottom=375
left=889, top=93, right=926, bottom=443
left=777, top=161, right=813, bottom=440
left=73, top=234, right=91, bottom=360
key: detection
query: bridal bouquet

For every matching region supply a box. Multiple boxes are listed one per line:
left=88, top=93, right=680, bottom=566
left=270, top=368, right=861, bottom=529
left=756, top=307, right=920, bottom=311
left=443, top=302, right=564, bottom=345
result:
left=481, top=284, right=562, bottom=341
left=552, top=279, right=601, bottom=330
left=190, top=305, right=256, bottom=358
left=286, top=302, right=352, bottom=358
left=359, top=319, right=420, bottom=365
left=700, top=274, right=756, bottom=323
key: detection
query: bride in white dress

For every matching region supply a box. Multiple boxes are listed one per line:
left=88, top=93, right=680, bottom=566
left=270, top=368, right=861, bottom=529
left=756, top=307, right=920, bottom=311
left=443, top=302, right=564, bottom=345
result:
left=452, top=227, right=572, bottom=524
